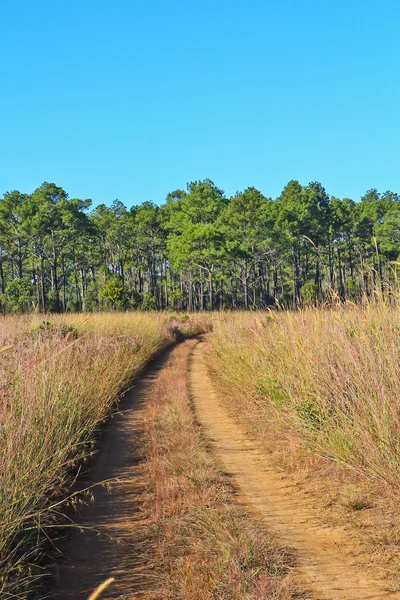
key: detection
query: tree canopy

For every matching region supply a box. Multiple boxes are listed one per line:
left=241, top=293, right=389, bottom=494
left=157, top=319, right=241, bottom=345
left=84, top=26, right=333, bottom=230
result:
left=0, top=178, right=399, bottom=312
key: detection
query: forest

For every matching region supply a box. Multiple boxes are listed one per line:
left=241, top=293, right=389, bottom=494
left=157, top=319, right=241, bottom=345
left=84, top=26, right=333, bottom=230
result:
left=0, top=178, right=399, bottom=313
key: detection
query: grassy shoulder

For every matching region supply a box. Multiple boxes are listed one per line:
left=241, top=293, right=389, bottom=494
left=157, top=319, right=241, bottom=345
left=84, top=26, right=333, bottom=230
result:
left=209, top=306, right=400, bottom=589
left=142, top=339, right=298, bottom=600
left=0, top=311, right=210, bottom=598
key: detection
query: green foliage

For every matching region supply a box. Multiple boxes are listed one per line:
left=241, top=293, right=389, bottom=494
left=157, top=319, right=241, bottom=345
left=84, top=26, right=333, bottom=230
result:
left=346, top=277, right=359, bottom=299
left=47, top=290, right=61, bottom=313
left=98, top=278, right=129, bottom=310
left=58, top=322, right=79, bottom=339
left=141, top=291, right=156, bottom=311
left=31, top=320, right=54, bottom=343
left=0, top=294, right=6, bottom=315
left=0, top=177, right=400, bottom=312
left=5, top=278, right=34, bottom=313
left=168, top=289, right=185, bottom=310
left=31, top=320, right=79, bottom=342
left=83, top=285, right=99, bottom=312
left=300, top=281, right=319, bottom=306
left=129, top=290, right=143, bottom=309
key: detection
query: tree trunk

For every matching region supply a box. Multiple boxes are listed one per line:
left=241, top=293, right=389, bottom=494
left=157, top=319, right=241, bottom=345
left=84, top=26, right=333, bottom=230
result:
left=273, top=264, right=278, bottom=305
left=314, top=247, right=321, bottom=293
left=62, top=255, right=66, bottom=312
left=292, top=246, right=300, bottom=307
left=52, top=233, right=60, bottom=311
left=243, top=260, right=249, bottom=310
left=137, top=268, right=142, bottom=293
left=0, top=248, right=4, bottom=294
left=188, top=271, right=193, bottom=312
left=74, top=269, right=80, bottom=308
left=35, top=267, right=40, bottom=312
left=199, top=278, right=205, bottom=311
left=378, top=255, right=384, bottom=295
left=40, top=257, right=46, bottom=313
left=17, top=239, right=23, bottom=278
left=164, top=260, right=168, bottom=309
left=328, top=238, right=334, bottom=288
left=80, top=268, right=85, bottom=311
left=120, top=258, right=124, bottom=284
left=337, top=247, right=345, bottom=299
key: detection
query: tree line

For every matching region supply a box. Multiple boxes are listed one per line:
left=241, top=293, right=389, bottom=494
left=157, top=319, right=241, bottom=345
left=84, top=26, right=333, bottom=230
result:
left=1, top=179, right=399, bottom=313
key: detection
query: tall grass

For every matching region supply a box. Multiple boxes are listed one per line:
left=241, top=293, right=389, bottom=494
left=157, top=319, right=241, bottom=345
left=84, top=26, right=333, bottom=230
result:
left=0, top=312, right=192, bottom=598
left=210, top=304, right=400, bottom=490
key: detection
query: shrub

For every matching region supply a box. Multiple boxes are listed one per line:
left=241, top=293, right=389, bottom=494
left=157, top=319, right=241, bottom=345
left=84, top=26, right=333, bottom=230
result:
left=168, top=289, right=185, bottom=310
left=300, top=281, right=318, bottom=306
left=83, top=285, right=99, bottom=312
left=5, top=278, right=34, bottom=313
left=141, top=291, right=156, bottom=311
left=98, top=278, right=129, bottom=310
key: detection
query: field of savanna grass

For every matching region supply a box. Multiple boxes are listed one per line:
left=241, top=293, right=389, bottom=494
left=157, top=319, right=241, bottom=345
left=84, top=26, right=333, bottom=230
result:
left=3, top=303, right=400, bottom=596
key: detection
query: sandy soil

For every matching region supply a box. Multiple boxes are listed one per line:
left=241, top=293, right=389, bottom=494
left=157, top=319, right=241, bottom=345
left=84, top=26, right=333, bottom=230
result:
left=189, top=338, right=400, bottom=600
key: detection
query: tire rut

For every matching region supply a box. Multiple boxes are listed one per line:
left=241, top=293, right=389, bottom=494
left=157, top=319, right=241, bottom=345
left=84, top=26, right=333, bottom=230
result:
left=53, top=347, right=175, bottom=599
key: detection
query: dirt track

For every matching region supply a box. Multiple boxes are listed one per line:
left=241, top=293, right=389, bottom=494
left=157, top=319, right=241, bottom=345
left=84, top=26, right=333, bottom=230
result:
left=190, top=338, right=400, bottom=600
left=54, top=338, right=400, bottom=600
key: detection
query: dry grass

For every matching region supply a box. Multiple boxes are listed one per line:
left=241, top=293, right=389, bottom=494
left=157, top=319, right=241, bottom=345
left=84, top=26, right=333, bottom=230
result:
left=87, top=577, right=115, bottom=600
left=143, top=340, right=298, bottom=600
left=208, top=305, right=400, bottom=585
left=211, top=305, right=400, bottom=488
left=0, top=311, right=211, bottom=598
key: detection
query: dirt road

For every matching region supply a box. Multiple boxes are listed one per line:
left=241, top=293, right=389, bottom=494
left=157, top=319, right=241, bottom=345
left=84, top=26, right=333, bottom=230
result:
left=190, top=338, right=399, bottom=600
left=54, top=338, right=400, bottom=600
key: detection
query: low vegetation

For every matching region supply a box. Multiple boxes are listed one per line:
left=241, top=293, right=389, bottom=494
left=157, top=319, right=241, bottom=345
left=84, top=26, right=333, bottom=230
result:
left=0, top=312, right=210, bottom=598
left=143, top=340, right=296, bottom=599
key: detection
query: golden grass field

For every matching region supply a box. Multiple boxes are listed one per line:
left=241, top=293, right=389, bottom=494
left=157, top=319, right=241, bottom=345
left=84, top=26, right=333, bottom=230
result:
left=3, top=304, right=400, bottom=597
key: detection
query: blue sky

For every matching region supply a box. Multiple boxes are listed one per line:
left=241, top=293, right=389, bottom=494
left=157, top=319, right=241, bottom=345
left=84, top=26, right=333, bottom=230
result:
left=1, top=0, right=399, bottom=207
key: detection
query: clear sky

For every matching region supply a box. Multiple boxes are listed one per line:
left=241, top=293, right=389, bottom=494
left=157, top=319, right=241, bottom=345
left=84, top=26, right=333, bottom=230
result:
left=1, top=0, right=399, bottom=207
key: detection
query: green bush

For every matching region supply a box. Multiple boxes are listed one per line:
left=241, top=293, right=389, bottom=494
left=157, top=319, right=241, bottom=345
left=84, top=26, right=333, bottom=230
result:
left=83, top=285, right=99, bottom=312
left=98, top=278, right=129, bottom=310
left=141, top=291, right=156, bottom=311
left=168, top=289, right=185, bottom=311
left=346, top=277, right=358, bottom=300
left=46, top=290, right=61, bottom=313
left=300, top=281, right=318, bottom=306
left=5, top=278, right=34, bottom=313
